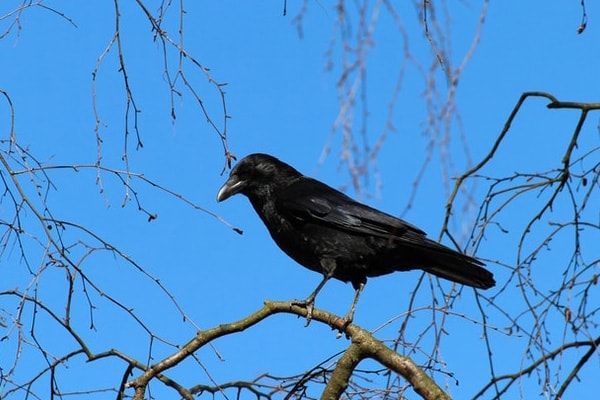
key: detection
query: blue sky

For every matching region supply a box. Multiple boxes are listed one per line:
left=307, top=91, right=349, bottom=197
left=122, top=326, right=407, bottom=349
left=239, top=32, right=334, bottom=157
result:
left=1, top=1, right=599, bottom=399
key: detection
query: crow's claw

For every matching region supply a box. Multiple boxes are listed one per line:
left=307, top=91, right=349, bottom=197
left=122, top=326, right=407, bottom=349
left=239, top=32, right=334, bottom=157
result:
left=335, top=317, right=352, bottom=339
left=291, top=298, right=315, bottom=326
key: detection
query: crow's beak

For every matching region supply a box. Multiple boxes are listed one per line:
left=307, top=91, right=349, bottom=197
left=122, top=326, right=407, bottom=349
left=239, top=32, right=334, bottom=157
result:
left=217, top=175, right=246, bottom=202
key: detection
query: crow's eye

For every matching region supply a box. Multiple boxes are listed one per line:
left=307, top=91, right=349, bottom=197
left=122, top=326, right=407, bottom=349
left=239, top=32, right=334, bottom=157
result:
left=259, top=163, right=277, bottom=175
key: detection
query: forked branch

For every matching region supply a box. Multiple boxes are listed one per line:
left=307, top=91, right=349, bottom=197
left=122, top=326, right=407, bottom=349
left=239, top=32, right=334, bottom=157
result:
left=126, top=300, right=449, bottom=400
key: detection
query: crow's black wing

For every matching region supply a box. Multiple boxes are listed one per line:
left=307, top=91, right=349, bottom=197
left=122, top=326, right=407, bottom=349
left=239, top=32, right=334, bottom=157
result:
left=276, top=177, right=426, bottom=241
left=275, top=176, right=494, bottom=289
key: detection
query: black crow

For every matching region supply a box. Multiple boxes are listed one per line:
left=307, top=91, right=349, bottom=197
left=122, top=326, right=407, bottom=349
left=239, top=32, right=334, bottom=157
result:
left=217, top=153, right=495, bottom=326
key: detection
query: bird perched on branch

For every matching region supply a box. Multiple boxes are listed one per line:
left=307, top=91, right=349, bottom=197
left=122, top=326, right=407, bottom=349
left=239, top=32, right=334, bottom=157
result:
left=217, top=153, right=495, bottom=327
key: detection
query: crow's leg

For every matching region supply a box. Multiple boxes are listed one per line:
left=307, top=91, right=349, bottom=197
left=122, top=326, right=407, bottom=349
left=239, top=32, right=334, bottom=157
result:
left=292, top=261, right=336, bottom=326
left=334, top=280, right=365, bottom=338
left=292, top=272, right=332, bottom=326
left=343, top=281, right=365, bottom=325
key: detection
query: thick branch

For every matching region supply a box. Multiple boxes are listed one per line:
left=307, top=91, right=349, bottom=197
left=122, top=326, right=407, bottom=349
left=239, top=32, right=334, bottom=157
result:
left=321, top=341, right=365, bottom=400
left=342, top=326, right=451, bottom=400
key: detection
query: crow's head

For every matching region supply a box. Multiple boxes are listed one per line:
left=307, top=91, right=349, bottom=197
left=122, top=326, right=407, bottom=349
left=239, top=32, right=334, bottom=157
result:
left=217, top=153, right=302, bottom=202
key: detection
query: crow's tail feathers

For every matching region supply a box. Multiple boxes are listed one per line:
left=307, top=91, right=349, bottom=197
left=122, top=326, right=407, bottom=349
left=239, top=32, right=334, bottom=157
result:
left=417, top=241, right=495, bottom=290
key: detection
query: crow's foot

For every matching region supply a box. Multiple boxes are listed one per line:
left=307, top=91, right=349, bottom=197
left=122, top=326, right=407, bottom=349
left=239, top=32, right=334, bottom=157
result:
left=291, top=298, right=315, bottom=327
left=334, top=314, right=353, bottom=339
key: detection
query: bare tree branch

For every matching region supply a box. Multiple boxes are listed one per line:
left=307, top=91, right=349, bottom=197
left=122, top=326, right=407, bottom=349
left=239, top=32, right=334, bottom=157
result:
left=125, top=300, right=449, bottom=400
